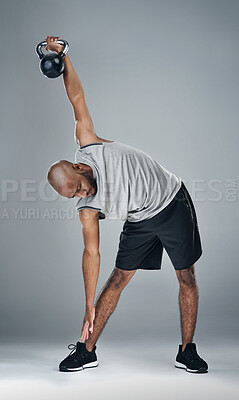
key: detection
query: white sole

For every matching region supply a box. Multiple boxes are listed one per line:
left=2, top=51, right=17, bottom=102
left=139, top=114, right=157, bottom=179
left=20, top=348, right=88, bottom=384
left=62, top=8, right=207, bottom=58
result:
left=175, top=361, right=207, bottom=373
left=60, top=361, right=99, bottom=372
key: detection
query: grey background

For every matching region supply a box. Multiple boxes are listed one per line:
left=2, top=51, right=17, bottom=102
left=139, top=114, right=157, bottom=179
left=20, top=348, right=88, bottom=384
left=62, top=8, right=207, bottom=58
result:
left=0, top=0, right=238, bottom=352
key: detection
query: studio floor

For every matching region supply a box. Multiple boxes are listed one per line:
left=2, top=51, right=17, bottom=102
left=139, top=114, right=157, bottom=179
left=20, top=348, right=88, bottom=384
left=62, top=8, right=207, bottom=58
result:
left=0, top=337, right=238, bottom=400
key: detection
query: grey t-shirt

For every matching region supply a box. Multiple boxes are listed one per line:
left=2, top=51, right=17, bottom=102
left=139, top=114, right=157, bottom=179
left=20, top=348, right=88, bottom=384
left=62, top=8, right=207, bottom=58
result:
left=75, top=140, right=182, bottom=222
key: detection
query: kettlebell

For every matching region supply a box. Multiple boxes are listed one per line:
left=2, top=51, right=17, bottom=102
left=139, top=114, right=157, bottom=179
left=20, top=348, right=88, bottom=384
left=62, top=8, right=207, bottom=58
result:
left=35, top=39, right=69, bottom=78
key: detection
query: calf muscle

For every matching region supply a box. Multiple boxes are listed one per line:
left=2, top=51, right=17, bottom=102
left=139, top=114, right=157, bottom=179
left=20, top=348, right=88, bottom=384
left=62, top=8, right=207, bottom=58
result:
left=85, top=267, right=136, bottom=351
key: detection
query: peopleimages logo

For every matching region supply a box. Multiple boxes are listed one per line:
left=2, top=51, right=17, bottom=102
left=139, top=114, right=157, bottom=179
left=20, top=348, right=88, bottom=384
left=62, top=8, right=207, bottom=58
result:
left=0, top=178, right=237, bottom=221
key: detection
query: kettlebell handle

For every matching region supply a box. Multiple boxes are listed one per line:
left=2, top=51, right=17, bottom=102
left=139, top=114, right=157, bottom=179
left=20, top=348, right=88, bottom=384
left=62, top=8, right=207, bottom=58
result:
left=35, top=39, right=69, bottom=60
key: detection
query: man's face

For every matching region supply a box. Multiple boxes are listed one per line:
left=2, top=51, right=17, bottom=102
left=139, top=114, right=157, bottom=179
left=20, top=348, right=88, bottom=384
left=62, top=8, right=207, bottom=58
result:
left=65, top=171, right=97, bottom=199
left=47, top=161, right=97, bottom=199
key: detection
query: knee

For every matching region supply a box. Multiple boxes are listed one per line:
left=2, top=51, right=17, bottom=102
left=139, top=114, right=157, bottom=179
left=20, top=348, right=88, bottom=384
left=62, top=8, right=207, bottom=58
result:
left=106, top=267, right=135, bottom=291
left=176, top=265, right=197, bottom=289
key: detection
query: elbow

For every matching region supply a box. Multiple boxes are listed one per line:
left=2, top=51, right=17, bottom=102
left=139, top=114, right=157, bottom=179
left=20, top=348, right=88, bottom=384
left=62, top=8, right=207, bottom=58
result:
left=83, top=248, right=100, bottom=258
left=71, top=92, right=85, bottom=105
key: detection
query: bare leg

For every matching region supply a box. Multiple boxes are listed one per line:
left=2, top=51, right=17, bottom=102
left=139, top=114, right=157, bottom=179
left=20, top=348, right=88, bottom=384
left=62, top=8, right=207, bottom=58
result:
left=175, top=264, right=199, bottom=352
left=85, top=267, right=136, bottom=352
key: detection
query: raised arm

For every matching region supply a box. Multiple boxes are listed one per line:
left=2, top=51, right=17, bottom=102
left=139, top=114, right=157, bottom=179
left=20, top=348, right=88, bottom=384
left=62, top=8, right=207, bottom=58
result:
left=79, top=208, right=101, bottom=342
left=45, top=36, right=100, bottom=146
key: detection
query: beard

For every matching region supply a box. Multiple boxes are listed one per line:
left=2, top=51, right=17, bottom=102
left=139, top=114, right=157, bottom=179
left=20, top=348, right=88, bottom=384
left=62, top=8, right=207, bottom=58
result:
left=80, top=172, right=97, bottom=194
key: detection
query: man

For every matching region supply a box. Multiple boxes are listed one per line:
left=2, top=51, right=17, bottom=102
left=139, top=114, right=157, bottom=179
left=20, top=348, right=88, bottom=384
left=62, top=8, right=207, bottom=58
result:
left=46, top=36, right=208, bottom=374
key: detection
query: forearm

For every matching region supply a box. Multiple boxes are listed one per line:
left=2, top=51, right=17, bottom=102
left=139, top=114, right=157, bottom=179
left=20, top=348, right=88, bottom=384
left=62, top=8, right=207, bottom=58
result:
left=61, top=52, right=85, bottom=103
left=82, top=250, right=100, bottom=309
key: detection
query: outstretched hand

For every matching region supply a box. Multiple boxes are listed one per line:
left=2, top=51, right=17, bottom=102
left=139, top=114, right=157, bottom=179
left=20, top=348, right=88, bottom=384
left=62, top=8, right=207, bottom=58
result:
left=80, top=307, right=96, bottom=342
left=45, top=35, right=64, bottom=53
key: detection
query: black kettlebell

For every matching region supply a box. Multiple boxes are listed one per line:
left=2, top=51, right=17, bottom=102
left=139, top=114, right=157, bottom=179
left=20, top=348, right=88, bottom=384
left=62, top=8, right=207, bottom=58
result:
left=35, top=39, right=69, bottom=78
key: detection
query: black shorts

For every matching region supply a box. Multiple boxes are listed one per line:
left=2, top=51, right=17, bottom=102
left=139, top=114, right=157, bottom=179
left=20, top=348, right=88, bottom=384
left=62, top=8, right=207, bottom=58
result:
left=115, top=181, right=202, bottom=271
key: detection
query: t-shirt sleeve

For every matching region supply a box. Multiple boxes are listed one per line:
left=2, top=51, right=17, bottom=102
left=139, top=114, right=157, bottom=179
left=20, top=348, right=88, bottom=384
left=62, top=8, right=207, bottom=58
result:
left=75, top=197, right=105, bottom=219
left=74, top=147, right=105, bottom=219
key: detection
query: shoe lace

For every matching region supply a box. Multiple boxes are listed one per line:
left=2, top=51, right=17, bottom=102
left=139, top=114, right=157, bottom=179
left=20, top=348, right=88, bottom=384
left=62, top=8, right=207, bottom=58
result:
left=68, top=343, right=85, bottom=370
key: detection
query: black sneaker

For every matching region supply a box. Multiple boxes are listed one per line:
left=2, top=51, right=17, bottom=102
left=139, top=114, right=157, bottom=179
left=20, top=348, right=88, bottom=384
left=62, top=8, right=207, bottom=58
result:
left=175, top=343, right=208, bottom=373
left=59, top=341, right=98, bottom=372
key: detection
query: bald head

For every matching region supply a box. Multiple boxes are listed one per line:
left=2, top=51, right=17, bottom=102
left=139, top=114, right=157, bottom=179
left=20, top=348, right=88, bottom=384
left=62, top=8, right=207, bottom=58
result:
left=47, top=159, right=97, bottom=198
left=47, top=160, right=77, bottom=196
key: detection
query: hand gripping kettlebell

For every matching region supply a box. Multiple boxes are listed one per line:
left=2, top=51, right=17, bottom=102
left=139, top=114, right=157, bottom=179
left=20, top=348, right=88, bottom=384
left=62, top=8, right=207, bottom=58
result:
left=35, top=39, right=69, bottom=78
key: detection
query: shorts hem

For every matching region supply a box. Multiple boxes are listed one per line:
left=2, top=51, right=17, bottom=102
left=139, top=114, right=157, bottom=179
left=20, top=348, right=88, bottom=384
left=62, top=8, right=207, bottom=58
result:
left=173, top=251, right=202, bottom=270
left=116, top=264, right=161, bottom=271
